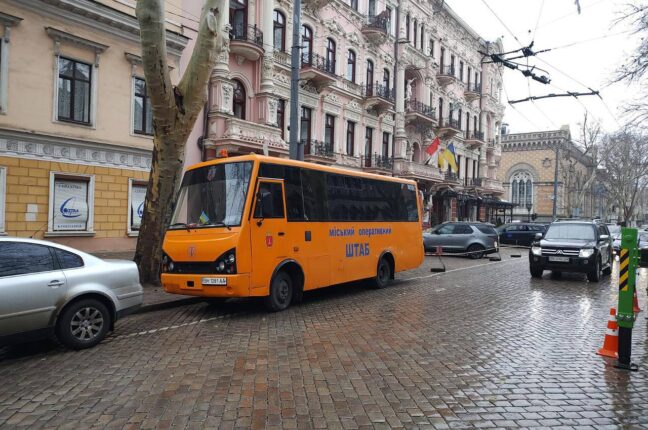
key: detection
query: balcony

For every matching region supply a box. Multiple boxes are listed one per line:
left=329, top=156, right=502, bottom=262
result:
left=478, top=177, right=504, bottom=194
left=464, top=83, right=481, bottom=102
left=436, top=65, right=457, bottom=87
left=393, top=159, right=443, bottom=182
left=208, top=117, right=287, bottom=156
left=405, top=100, right=437, bottom=129
left=362, top=154, right=393, bottom=173
left=273, top=50, right=291, bottom=68
left=464, top=131, right=486, bottom=149
left=229, top=24, right=264, bottom=62
left=300, top=52, right=337, bottom=90
left=362, top=15, right=390, bottom=45
left=442, top=171, right=460, bottom=185
left=362, top=82, right=395, bottom=114
left=436, top=117, right=462, bottom=139
left=486, top=138, right=496, bottom=152
left=303, top=139, right=336, bottom=164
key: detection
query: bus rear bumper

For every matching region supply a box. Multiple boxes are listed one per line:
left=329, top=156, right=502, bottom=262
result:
left=161, top=273, right=251, bottom=298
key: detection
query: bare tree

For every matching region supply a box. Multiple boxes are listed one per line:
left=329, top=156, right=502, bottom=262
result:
left=599, top=128, right=648, bottom=224
left=134, top=0, right=227, bottom=283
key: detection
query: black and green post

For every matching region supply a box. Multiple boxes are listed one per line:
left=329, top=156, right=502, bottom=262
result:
left=615, top=227, right=639, bottom=371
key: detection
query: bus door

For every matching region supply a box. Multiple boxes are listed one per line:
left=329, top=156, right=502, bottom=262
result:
left=250, top=179, right=290, bottom=290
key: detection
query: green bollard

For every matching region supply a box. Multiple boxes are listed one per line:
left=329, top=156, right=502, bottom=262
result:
left=615, top=227, right=639, bottom=371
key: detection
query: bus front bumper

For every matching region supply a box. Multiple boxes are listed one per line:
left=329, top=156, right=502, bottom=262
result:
left=162, top=273, right=251, bottom=297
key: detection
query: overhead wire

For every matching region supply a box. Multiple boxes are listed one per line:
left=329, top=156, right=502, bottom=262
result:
left=531, top=0, right=545, bottom=42
left=479, top=0, right=524, bottom=48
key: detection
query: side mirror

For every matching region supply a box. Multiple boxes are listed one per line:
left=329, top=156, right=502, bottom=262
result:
left=254, top=192, right=263, bottom=219
left=534, top=232, right=543, bottom=240
left=599, top=234, right=609, bottom=241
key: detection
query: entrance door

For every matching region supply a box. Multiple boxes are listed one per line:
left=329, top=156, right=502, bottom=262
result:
left=250, top=180, right=290, bottom=291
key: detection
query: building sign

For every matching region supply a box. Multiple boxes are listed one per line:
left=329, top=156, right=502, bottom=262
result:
left=130, top=184, right=147, bottom=230
left=53, top=179, right=89, bottom=231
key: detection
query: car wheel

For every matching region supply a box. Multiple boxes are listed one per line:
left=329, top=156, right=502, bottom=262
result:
left=372, top=257, right=392, bottom=289
left=603, top=256, right=612, bottom=276
left=264, top=271, right=293, bottom=312
left=587, top=257, right=601, bottom=282
left=530, top=266, right=543, bottom=278
left=56, top=298, right=111, bottom=350
left=466, top=244, right=484, bottom=259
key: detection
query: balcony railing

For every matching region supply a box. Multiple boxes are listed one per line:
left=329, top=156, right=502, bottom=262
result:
left=363, top=154, right=393, bottom=170
left=364, top=14, right=390, bottom=33
left=408, top=100, right=437, bottom=120
left=469, top=177, right=483, bottom=187
left=467, top=82, right=481, bottom=93
left=362, top=82, right=395, bottom=102
left=302, top=139, right=335, bottom=158
left=439, top=65, right=455, bottom=77
left=301, top=52, right=336, bottom=76
left=230, top=24, right=263, bottom=47
left=444, top=171, right=459, bottom=182
left=467, top=131, right=485, bottom=141
left=440, top=117, right=461, bottom=130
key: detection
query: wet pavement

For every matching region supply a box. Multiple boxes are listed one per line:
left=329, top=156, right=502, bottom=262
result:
left=1, top=251, right=647, bottom=429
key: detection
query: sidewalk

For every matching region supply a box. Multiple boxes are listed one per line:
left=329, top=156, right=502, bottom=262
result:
left=92, top=251, right=201, bottom=313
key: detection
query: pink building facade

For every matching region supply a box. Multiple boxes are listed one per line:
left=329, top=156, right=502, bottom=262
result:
left=188, top=0, right=507, bottom=225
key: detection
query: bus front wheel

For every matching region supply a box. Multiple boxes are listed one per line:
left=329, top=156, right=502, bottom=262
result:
left=372, top=257, right=392, bottom=289
left=264, top=271, right=293, bottom=312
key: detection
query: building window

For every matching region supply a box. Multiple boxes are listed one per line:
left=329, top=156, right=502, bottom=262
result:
left=405, top=14, right=410, bottom=41
left=429, top=39, right=435, bottom=57
left=459, top=61, right=464, bottom=82
left=351, top=0, right=359, bottom=11
left=510, top=171, right=534, bottom=207
left=49, top=174, right=94, bottom=234
left=438, top=97, right=443, bottom=124
left=0, top=166, right=5, bottom=233
left=277, top=99, right=285, bottom=139
left=229, top=0, right=248, bottom=38
left=440, top=47, right=445, bottom=70
left=467, top=66, right=472, bottom=87
left=326, top=38, right=336, bottom=74
left=301, top=25, right=313, bottom=64
left=368, top=0, right=376, bottom=16
left=325, top=114, right=335, bottom=149
left=413, top=19, right=417, bottom=47
left=128, top=180, right=147, bottom=234
left=366, top=59, right=374, bottom=93
left=232, top=79, right=246, bottom=119
left=133, top=78, right=153, bottom=136
left=300, top=106, right=312, bottom=145
left=273, top=10, right=285, bottom=52
left=420, top=25, right=425, bottom=51
left=466, top=112, right=470, bottom=134
left=458, top=109, right=462, bottom=130
left=346, top=49, right=356, bottom=82
left=385, top=7, right=392, bottom=35
left=450, top=54, right=455, bottom=75
left=346, top=121, right=355, bottom=155
left=365, top=127, right=373, bottom=159
left=383, top=68, right=390, bottom=92
left=382, top=132, right=390, bottom=157
left=57, top=57, right=91, bottom=124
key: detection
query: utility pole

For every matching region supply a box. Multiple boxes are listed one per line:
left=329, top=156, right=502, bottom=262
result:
left=289, top=0, right=303, bottom=160
left=552, top=142, right=560, bottom=220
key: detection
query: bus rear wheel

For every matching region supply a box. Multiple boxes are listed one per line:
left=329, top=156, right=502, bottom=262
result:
left=264, top=271, right=293, bottom=312
left=372, top=257, right=392, bottom=289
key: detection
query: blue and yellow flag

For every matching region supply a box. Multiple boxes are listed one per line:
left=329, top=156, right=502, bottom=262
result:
left=199, top=211, right=210, bottom=224
left=438, top=143, right=458, bottom=173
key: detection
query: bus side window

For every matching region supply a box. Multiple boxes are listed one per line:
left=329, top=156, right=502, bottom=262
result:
left=254, top=182, right=285, bottom=219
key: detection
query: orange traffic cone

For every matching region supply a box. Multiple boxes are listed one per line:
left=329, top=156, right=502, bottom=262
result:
left=633, top=289, right=642, bottom=314
left=597, top=307, right=619, bottom=358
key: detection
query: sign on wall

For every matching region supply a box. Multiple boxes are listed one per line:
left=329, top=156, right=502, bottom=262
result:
left=130, top=184, right=147, bottom=230
left=53, top=179, right=89, bottom=231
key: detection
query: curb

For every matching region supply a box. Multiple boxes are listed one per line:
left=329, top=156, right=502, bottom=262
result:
left=136, top=297, right=204, bottom=314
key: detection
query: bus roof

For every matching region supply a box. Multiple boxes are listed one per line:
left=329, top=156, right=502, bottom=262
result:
left=187, top=154, right=419, bottom=186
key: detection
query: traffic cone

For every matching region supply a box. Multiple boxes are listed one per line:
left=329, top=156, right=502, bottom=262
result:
left=597, top=307, right=619, bottom=358
left=633, top=289, right=642, bottom=313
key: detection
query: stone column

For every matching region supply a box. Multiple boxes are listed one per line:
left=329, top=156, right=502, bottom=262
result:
left=213, top=0, right=231, bottom=77
left=394, top=62, right=407, bottom=159
left=260, top=0, right=275, bottom=93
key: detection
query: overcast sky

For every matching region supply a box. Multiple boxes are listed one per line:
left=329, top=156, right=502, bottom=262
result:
left=444, top=0, right=641, bottom=137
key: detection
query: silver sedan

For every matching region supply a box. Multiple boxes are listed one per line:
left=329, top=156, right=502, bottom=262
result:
left=0, top=238, right=143, bottom=349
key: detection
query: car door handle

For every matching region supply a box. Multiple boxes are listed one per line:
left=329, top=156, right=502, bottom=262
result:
left=48, top=280, right=65, bottom=288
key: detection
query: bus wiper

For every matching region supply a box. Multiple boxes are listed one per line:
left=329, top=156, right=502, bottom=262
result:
left=203, top=222, right=232, bottom=231
left=169, top=222, right=191, bottom=231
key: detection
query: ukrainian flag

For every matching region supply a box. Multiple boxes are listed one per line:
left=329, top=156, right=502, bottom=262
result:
left=438, top=142, right=458, bottom=173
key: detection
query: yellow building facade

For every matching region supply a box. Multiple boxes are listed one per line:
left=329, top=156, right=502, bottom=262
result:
left=0, top=0, right=188, bottom=251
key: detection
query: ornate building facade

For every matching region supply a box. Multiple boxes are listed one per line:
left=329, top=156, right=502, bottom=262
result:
left=189, top=0, right=508, bottom=226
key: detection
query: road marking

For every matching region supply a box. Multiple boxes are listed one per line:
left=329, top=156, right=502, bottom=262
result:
left=403, top=258, right=522, bottom=282
left=114, top=315, right=228, bottom=340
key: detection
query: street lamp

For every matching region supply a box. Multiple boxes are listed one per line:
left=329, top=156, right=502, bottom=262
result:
left=526, top=202, right=533, bottom=222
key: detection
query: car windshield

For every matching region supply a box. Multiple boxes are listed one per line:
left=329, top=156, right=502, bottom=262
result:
left=170, top=161, right=253, bottom=229
left=607, top=225, right=621, bottom=236
left=544, top=224, right=595, bottom=241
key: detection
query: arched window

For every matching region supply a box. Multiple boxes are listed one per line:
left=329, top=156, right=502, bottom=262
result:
left=232, top=79, right=246, bottom=120
left=346, top=49, right=356, bottom=82
left=510, top=171, right=534, bottom=207
left=383, top=68, right=390, bottom=92
left=273, top=10, right=285, bottom=51
left=438, top=97, right=443, bottom=125
left=413, top=142, right=421, bottom=163
left=366, top=59, right=374, bottom=94
left=326, top=38, right=336, bottom=74
left=413, top=19, right=418, bottom=47
left=301, top=25, right=313, bottom=65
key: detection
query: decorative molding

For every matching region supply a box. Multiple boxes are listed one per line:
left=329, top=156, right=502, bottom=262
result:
left=0, top=129, right=152, bottom=171
left=47, top=27, right=108, bottom=67
left=0, top=12, right=22, bottom=43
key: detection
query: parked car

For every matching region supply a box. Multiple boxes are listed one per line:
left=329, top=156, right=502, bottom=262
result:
left=0, top=238, right=143, bottom=349
left=496, top=223, right=546, bottom=247
left=607, top=224, right=621, bottom=238
left=529, top=220, right=613, bottom=282
left=614, top=231, right=648, bottom=254
left=423, top=222, right=499, bottom=259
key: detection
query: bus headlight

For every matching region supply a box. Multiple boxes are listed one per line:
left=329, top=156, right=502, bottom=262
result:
left=161, top=253, right=172, bottom=272
left=214, top=248, right=237, bottom=274
left=217, top=261, right=226, bottom=272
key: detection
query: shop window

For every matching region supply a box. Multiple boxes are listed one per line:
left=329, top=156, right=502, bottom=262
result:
left=128, top=180, right=147, bottom=234
left=48, top=174, right=94, bottom=234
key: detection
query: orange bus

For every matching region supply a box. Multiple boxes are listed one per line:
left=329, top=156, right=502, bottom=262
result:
left=161, top=154, right=424, bottom=311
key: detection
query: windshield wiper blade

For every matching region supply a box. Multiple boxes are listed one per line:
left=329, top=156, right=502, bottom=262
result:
left=169, top=222, right=192, bottom=231
left=202, top=221, right=232, bottom=230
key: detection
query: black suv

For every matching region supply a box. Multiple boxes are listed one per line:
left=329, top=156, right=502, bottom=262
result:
left=529, top=220, right=613, bottom=282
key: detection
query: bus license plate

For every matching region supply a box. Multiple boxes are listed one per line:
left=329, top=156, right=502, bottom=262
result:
left=202, top=277, right=227, bottom=286
left=549, top=256, right=570, bottom=263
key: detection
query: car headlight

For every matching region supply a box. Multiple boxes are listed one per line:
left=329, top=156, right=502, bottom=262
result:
left=531, top=246, right=542, bottom=256
left=579, top=248, right=595, bottom=258
left=214, top=248, right=237, bottom=274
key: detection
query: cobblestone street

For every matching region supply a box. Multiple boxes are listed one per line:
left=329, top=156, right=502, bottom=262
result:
left=1, top=252, right=648, bottom=429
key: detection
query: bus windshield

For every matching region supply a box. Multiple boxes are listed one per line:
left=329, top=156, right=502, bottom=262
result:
left=169, top=161, right=253, bottom=229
